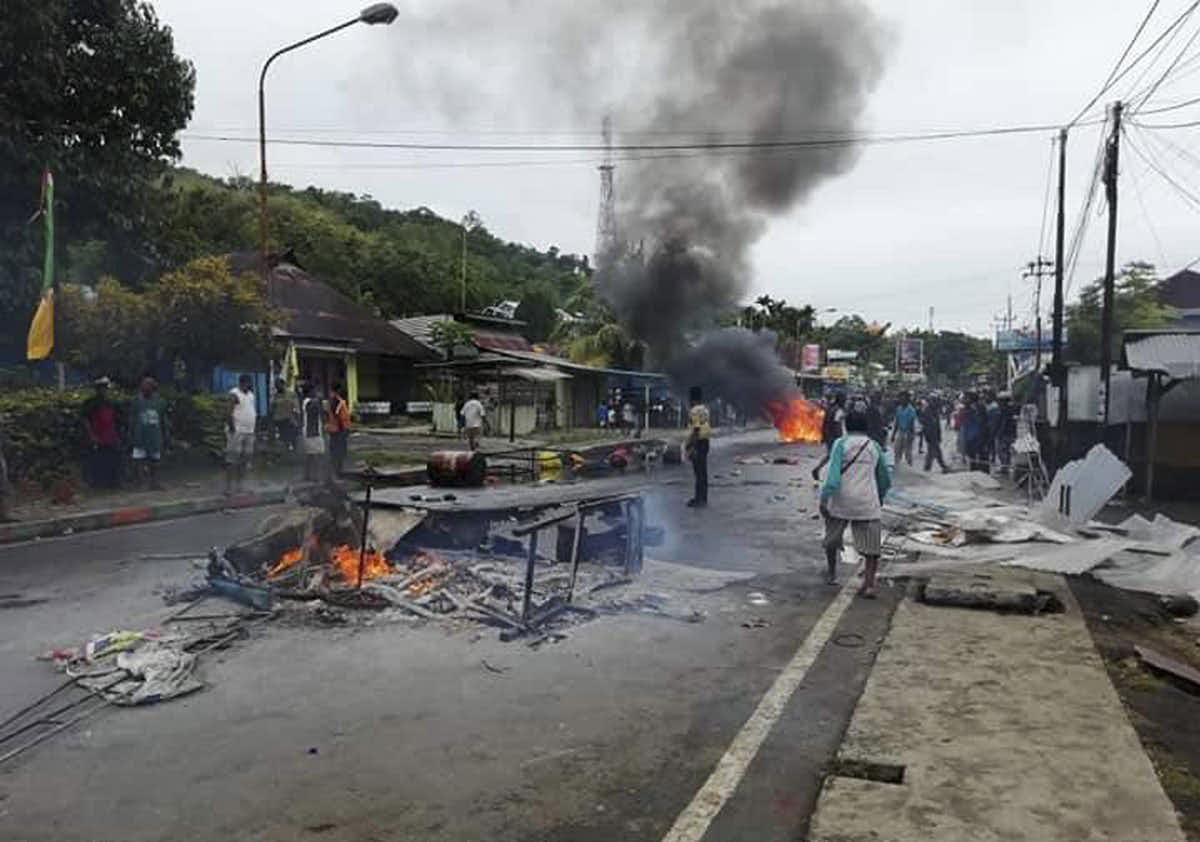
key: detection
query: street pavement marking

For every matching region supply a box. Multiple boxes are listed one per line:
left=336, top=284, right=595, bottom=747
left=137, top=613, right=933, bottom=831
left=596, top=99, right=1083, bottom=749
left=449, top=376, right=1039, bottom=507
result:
left=660, top=573, right=860, bottom=842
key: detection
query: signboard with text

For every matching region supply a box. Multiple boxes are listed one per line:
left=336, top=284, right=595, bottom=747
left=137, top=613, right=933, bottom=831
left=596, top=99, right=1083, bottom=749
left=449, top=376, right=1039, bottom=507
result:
left=801, top=343, right=821, bottom=372
left=897, top=337, right=923, bottom=374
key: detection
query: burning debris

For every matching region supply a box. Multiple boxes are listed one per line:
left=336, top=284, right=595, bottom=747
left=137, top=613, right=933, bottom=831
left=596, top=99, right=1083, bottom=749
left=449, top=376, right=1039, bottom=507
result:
left=767, top=397, right=825, bottom=444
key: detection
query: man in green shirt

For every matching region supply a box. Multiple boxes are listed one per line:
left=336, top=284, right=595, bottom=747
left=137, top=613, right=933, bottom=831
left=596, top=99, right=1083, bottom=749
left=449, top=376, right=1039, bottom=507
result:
left=130, top=376, right=167, bottom=490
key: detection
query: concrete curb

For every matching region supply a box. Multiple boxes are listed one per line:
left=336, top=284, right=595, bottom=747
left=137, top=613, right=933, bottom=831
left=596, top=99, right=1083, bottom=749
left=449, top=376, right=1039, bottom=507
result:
left=0, top=488, right=290, bottom=546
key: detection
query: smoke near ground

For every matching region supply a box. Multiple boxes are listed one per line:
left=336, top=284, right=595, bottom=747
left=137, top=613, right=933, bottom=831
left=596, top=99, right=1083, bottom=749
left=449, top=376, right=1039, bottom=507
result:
left=385, top=0, right=885, bottom=412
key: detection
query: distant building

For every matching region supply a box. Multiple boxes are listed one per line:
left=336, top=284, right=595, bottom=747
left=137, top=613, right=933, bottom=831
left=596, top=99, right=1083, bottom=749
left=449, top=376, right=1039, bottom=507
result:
left=1160, top=268, right=1200, bottom=327
left=227, top=250, right=436, bottom=413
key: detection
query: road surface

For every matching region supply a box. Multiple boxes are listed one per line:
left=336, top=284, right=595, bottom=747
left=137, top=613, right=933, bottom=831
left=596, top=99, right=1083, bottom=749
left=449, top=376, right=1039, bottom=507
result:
left=0, top=431, right=897, bottom=842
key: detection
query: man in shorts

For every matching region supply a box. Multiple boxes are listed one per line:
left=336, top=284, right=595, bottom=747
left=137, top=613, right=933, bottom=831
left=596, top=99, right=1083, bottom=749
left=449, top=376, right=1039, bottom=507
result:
left=225, top=374, right=257, bottom=494
left=130, top=376, right=167, bottom=490
left=819, top=404, right=892, bottom=596
left=459, top=391, right=486, bottom=451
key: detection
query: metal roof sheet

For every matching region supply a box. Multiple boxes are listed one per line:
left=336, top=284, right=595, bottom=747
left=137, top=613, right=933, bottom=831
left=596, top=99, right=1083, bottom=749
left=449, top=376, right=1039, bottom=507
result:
left=1124, top=331, right=1200, bottom=379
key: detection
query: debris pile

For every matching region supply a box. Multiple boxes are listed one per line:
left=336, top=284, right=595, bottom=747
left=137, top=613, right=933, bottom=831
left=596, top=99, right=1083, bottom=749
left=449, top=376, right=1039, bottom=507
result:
left=881, top=446, right=1200, bottom=608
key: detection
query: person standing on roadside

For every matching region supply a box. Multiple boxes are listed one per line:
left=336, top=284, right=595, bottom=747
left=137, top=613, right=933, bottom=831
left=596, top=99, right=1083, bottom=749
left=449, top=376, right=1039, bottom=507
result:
left=81, top=376, right=121, bottom=488
left=0, top=427, right=14, bottom=522
left=891, top=392, right=918, bottom=467
left=225, top=374, right=257, bottom=494
left=820, top=406, right=891, bottom=595
left=326, top=382, right=351, bottom=478
left=685, top=386, right=711, bottom=508
left=460, top=391, right=486, bottom=451
left=270, top=378, right=298, bottom=452
left=300, top=381, right=326, bottom=482
left=130, top=376, right=167, bottom=490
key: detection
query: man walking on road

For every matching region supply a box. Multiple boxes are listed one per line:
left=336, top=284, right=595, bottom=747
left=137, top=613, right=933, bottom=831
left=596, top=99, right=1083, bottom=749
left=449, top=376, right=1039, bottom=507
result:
left=685, top=386, right=711, bottom=508
left=892, top=392, right=917, bottom=466
left=460, top=392, right=486, bottom=451
left=920, top=396, right=949, bottom=472
left=225, top=374, right=256, bottom=494
left=820, top=406, right=891, bottom=595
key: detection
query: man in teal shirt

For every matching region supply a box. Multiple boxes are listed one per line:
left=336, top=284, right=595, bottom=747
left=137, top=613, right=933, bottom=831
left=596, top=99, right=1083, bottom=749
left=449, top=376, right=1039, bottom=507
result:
left=130, top=376, right=167, bottom=490
left=891, top=392, right=917, bottom=467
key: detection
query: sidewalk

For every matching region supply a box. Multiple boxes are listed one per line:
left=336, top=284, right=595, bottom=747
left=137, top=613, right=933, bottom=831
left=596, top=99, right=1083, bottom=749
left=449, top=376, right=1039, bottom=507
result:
left=808, top=567, right=1186, bottom=841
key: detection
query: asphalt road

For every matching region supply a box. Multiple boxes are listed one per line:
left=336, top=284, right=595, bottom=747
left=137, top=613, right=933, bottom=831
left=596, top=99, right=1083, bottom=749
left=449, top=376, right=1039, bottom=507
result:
left=0, top=431, right=898, bottom=842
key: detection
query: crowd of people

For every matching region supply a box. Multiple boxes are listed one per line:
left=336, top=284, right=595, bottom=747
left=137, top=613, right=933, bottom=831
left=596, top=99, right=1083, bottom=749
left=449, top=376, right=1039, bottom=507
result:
left=813, top=387, right=1020, bottom=477
left=71, top=374, right=355, bottom=497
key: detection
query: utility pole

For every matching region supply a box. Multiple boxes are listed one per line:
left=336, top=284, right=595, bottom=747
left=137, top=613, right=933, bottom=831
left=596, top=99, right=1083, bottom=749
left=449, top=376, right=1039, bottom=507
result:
left=1099, top=101, right=1123, bottom=433
left=1052, top=128, right=1068, bottom=454
left=1023, top=256, right=1053, bottom=372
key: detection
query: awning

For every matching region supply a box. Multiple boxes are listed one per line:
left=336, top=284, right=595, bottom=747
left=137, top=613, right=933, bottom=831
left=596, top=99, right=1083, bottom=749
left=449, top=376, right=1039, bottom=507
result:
left=505, top=366, right=572, bottom=383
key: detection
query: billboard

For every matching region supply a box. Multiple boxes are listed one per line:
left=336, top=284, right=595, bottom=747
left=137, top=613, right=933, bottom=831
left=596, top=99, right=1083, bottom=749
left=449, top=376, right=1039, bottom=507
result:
left=897, top=337, right=923, bottom=374
left=801, top=343, right=821, bottom=372
left=995, top=329, right=1059, bottom=352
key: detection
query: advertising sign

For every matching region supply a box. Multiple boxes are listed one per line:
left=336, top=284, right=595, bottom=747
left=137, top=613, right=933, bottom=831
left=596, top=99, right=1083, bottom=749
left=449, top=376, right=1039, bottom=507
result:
left=897, top=337, right=923, bottom=374
left=801, top=343, right=821, bottom=372
left=995, top=329, right=1059, bottom=353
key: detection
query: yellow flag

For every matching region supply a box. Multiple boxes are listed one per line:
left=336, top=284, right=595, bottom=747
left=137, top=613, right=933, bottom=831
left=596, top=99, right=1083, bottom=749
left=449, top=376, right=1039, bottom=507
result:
left=27, top=292, right=54, bottom=360
left=26, top=169, right=55, bottom=361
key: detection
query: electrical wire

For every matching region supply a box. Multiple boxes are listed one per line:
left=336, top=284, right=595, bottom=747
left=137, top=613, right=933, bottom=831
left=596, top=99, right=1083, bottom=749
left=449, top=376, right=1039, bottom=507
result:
left=179, top=119, right=1107, bottom=154
left=1064, top=121, right=1110, bottom=295
left=1078, top=0, right=1200, bottom=120
left=1123, top=127, right=1171, bottom=268
left=1071, top=0, right=1163, bottom=126
left=1132, top=92, right=1200, bottom=114
left=1123, top=124, right=1200, bottom=208
left=1129, top=21, right=1200, bottom=113
left=1131, top=114, right=1200, bottom=127
left=1037, top=134, right=1056, bottom=256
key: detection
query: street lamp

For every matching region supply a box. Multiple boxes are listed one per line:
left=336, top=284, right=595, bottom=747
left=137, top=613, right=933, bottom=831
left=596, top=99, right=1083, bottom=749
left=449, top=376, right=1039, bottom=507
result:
left=258, top=4, right=398, bottom=292
left=460, top=210, right=481, bottom=314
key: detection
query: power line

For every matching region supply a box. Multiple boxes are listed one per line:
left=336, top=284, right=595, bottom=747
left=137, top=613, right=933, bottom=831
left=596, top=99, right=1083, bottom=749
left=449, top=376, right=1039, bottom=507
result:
left=1131, top=114, right=1200, bottom=127
left=1123, top=132, right=1171, bottom=269
left=1123, top=124, right=1200, bottom=208
left=1130, top=20, right=1200, bottom=113
left=179, top=119, right=1106, bottom=154
left=1037, top=135, right=1056, bottom=256
left=1085, top=0, right=1200, bottom=109
left=1071, top=0, right=1163, bottom=125
left=1065, top=120, right=1110, bottom=296
left=1134, top=92, right=1200, bottom=114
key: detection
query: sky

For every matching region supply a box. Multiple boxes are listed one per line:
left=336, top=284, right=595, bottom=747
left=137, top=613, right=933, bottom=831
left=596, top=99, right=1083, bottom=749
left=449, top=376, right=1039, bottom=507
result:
left=156, top=0, right=1200, bottom=339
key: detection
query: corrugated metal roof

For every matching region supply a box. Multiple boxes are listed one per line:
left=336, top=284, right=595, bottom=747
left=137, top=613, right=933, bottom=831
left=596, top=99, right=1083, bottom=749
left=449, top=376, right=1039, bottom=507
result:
left=1125, top=331, right=1200, bottom=379
left=505, top=366, right=572, bottom=382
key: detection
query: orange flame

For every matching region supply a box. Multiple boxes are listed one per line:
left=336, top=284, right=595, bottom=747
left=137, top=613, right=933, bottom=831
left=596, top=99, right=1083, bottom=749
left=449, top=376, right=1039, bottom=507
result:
left=329, top=545, right=391, bottom=584
left=267, top=542, right=392, bottom=584
left=765, top=397, right=824, bottom=444
left=267, top=545, right=306, bottom=579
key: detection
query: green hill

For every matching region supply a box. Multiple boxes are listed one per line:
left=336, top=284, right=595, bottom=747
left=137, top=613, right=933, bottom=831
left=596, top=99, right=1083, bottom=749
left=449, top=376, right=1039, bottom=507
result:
left=155, top=168, right=591, bottom=319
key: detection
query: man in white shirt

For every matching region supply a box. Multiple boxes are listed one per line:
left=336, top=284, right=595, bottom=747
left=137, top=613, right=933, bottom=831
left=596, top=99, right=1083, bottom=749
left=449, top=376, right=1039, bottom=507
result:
left=459, top=391, right=486, bottom=451
left=225, top=374, right=257, bottom=494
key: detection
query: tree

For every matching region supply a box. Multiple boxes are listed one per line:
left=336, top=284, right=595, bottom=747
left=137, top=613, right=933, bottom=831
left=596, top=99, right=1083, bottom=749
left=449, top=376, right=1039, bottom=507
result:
left=0, top=1, right=195, bottom=342
left=564, top=323, right=643, bottom=370
left=1066, top=261, right=1173, bottom=365
left=57, top=278, right=154, bottom=384
left=148, top=257, right=277, bottom=386
left=429, top=320, right=476, bottom=355
left=515, top=286, right=558, bottom=343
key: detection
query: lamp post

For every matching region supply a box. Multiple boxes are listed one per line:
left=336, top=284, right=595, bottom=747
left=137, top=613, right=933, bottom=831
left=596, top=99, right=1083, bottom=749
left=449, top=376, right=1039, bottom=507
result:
left=460, top=210, right=481, bottom=313
left=258, top=3, right=398, bottom=294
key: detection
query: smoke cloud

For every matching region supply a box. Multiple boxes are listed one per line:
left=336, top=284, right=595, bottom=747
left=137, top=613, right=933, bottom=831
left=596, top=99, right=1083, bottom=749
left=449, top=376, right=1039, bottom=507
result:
left=383, top=0, right=885, bottom=412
